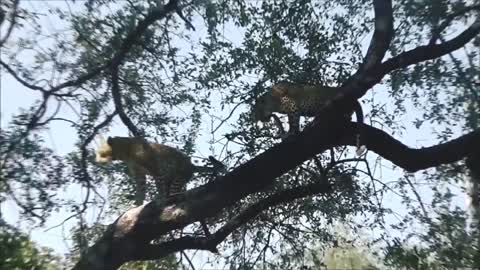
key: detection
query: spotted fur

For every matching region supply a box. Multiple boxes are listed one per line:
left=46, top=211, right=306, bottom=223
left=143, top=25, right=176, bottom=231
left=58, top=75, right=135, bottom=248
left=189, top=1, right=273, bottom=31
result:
left=253, top=82, right=363, bottom=133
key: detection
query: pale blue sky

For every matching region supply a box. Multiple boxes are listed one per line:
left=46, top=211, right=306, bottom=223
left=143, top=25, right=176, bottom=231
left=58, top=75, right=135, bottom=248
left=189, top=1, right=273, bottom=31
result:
left=0, top=1, right=471, bottom=267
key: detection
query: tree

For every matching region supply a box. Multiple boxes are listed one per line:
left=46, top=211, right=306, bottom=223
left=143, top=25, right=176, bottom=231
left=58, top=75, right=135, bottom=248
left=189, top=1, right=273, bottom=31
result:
left=0, top=221, right=62, bottom=270
left=0, top=0, right=479, bottom=269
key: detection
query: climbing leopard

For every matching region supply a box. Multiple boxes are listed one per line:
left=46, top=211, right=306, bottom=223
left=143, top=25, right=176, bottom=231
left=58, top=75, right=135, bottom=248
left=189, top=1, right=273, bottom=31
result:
left=253, top=81, right=365, bottom=154
left=96, top=136, right=225, bottom=205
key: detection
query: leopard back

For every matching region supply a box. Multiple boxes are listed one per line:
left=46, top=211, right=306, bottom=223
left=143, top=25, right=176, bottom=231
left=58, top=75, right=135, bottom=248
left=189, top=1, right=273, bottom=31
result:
left=254, top=83, right=344, bottom=122
left=278, top=95, right=323, bottom=117
left=102, top=137, right=194, bottom=197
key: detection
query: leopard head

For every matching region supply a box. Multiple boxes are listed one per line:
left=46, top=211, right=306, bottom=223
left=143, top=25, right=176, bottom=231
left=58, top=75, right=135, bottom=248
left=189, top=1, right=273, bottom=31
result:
left=253, top=92, right=276, bottom=122
left=95, top=136, right=140, bottom=162
left=95, top=137, right=114, bottom=163
left=253, top=82, right=291, bottom=122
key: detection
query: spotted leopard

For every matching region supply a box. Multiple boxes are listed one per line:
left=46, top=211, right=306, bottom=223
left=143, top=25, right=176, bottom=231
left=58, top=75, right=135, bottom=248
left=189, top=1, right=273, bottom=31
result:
left=253, top=81, right=364, bottom=137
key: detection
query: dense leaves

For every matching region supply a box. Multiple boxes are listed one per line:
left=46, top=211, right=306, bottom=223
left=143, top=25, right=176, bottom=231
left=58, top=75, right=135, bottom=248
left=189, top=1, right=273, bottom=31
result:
left=0, top=221, right=61, bottom=270
left=0, top=0, right=478, bottom=269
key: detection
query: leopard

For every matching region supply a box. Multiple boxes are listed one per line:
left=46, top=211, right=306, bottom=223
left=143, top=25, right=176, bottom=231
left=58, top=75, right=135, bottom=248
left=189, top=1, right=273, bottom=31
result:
left=253, top=81, right=365, bottom=154
left=96, top=136, right=225, bottom=205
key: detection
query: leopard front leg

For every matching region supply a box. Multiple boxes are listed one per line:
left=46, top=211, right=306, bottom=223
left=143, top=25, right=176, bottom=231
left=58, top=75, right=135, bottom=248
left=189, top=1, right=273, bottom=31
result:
left=282, top=112, right=301, bottom=140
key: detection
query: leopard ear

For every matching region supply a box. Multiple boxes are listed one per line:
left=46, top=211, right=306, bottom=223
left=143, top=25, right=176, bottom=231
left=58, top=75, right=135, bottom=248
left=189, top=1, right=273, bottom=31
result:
left=107, top=136, right=113, bottom=145
left=271, top=83, right=289, bottom=97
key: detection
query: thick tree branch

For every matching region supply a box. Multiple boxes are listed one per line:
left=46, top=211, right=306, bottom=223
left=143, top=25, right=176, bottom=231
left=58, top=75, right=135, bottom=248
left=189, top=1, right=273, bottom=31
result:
left=339, top=123, right=480, bottom=172
left=321, top=14, right=479, bottom=117
left=73, top=2, right=480, bottom=269
left=135, top=236, right=216, bottom=261
left=340, top=0, right=394, bottom=93
left=73, top=109, right=479, bottom=269
left=133, top=180, right=332, bottom=261
left=73, top=115, right=349, bottom=270
left=358, top=0, right=394, bottom=72
left=313, top=0, right=394, bottom=121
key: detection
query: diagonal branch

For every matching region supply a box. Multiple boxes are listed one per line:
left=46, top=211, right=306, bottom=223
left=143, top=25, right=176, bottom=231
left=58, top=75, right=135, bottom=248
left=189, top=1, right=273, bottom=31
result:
left=340, top=0, right=394, bottom=91
left=321, top=13, right=479, bottom=113
left=74, top=114, right=479, bottom=269
left=110, top=0, right=178, bottom=68
left=106, top=0, right=187, bottom=137
left=207, top=180, right=332, bottom=246
left=174, top=2, right=196, bottom=30
left=339, top=123, right=480, bottom=172
left=73, top=115, right=350, bottom=270
left=429, top=4, right=480, bottom=45
left=0, top=0, right=19, bottom=46
left=312, top=0, right=394, bottom=121
left=83, top=123, right=480, bottom=267
left=133, top=180, right=332, bottom=261
left=358, top=0, right=394, bottom=72
left=383, top=17, right=480, bottom=75
left=0, top=60, right=44, bottom=90
left=110, top=65, right=143, bottom=137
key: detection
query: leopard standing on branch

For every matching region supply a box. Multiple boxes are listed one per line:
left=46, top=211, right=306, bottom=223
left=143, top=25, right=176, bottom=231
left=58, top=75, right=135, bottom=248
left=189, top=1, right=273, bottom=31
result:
left=95, top=136, right=226, bottom=206
left=253, top=81, right=366, bottom=155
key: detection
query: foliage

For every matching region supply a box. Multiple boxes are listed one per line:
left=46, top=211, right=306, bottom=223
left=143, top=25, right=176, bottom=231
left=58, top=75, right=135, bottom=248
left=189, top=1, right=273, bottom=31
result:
left=0, top=221, right=62, bottom=270
left=119, top=255, right=179, bottom=270
left=384, top=204, right=479, bottom=269
left=0, top=0, right=478, bottom=268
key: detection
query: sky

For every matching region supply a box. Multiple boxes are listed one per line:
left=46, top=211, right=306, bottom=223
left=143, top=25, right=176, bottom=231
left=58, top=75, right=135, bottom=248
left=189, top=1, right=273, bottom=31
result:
left=0, top=0, right=473, bottom=267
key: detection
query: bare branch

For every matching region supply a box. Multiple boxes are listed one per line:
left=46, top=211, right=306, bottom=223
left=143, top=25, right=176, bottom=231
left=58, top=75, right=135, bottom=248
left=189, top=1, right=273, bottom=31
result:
left=1, top=60, right=48, bottom=92
left=174, top=2, right=195, bottom=31
left=383, top=17, right=480, bottom=75
left=341, top=0, right=394, bottom=89
left=0, top=0, right=19, bottom=47
left=4, top=0, right=180, bottom=98
left=213, top=101, right=245, bottom=133
left=339, top=123, right=480, bottom=172
left=360, top=0, right=394, bottom=71
left=429, top=4, right=480, bottom=45
left=319, top=14, right=479, bottom=116
left=404, top=175, right=429, bottom=220
left=110, top=65, right=142, bottom=137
